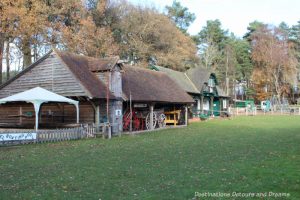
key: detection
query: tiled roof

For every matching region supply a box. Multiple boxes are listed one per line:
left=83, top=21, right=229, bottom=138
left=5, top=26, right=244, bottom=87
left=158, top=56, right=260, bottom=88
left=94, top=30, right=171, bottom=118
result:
left=122, top=65, right=194, bottom=103
left=186, top=66, right=211, bottom=92
left=151, top=65, right=200, bottom=94
left=54, top=51, right=116, bottom=99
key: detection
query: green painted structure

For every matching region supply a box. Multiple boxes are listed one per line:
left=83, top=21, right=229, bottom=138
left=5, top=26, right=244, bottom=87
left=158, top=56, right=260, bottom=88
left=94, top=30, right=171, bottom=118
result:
left=150, top=65, right=230, bottom=118
left=235, top=99, right=255, bottom=108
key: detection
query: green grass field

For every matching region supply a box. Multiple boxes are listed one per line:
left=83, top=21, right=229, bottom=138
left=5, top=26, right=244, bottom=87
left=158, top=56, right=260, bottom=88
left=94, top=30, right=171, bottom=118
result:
left=1, top=116, right=300, bottom=199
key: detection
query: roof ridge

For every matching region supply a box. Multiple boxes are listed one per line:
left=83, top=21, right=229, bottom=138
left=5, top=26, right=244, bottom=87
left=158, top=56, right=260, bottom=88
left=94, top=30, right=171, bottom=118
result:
left=54, top=50, right=120, bottom=70
left=155, top=65, right=185, bottom=73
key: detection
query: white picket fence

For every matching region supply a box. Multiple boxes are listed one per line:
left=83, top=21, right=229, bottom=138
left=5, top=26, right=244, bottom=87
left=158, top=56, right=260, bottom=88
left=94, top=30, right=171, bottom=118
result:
left=0, top=124, right=96, bottom=146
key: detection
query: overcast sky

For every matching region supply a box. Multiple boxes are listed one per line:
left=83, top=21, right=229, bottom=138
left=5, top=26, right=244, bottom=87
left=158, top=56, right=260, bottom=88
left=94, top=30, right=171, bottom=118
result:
left=128, top=0, right=300, bottom=37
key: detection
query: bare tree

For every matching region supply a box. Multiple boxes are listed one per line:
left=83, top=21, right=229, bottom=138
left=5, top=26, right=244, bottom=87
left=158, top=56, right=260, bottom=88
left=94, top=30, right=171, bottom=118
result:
left=0, top=38, right=3, bottom=84
left=200, top=37, right=220, bottom=70
left=251, top=25, right=298, bottom=102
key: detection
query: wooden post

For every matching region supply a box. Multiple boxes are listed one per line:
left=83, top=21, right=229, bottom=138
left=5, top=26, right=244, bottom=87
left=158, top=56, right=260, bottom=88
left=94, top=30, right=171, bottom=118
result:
left=108, top=124, right=111, bottom=139
left=150, top=104, right=154, bottom=130
left=102, top=124, right=105, bottom=139
left=219, top=97, right=222, bottom=116
left=173, top=105, right=176, bottom=126
left=95, top=105, right=100, bottom=132
left=210, top=96, right=214, bottom=116
left=197, top=98, right=200, bottom=115
left=106, top=72, right=110, bottom=135
left=185, top=105, right=188, bottom=126
left=129, top=92, right=132, bottom=132
left=19, top=106, right=22, bottom=124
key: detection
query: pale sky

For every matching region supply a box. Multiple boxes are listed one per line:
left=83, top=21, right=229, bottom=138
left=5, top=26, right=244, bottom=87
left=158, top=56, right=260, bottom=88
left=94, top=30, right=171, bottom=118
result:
left=128, top=0, right=300, bottom=37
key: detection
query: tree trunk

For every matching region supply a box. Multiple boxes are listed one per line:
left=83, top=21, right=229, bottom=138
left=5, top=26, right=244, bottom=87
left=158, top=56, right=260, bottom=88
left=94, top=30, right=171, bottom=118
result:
left=6, top=42, right=10, bottom=80
left=22, top=38, right=32, bottom=69
left=225, top=53, right=229, bottom=95
left=0, top=37, right=4, bottom=84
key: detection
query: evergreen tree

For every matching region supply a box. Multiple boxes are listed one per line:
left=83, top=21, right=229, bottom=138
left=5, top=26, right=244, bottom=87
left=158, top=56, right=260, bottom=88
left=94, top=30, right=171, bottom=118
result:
left=243, top=20, right=264, bottom=42
left=290, top=21, right=300, bottom=68
left=165, top=0, right=196, bottom=33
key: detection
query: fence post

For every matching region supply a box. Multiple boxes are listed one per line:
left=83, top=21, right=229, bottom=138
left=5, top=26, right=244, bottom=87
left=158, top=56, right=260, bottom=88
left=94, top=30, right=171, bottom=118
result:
left=108, top=123, right=112, bottom=139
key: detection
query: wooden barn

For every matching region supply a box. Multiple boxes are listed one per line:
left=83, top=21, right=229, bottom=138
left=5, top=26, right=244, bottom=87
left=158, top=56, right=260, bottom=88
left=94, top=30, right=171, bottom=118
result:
left=0, top=50, right=122, bottom=133
left=122, top=66, right=194, bottom=131
left=150, top=65, right=230, bottom=118
left=0, top=50, right=193, bottom=134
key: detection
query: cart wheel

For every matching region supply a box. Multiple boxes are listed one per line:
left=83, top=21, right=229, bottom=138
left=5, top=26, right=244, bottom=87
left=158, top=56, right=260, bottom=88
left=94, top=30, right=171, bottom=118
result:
left=145, top=112, right=157, bottom=130
left=158, top=113, right=166, bottom=128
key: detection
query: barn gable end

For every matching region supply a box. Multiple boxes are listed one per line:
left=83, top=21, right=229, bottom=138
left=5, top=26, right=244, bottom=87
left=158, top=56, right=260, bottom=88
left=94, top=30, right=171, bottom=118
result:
left=0, top=51, right=91, bottom=98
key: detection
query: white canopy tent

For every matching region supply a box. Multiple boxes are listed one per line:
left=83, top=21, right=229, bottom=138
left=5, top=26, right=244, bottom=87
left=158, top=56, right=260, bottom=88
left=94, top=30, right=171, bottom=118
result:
left=0, top=87, right=79, bottom=131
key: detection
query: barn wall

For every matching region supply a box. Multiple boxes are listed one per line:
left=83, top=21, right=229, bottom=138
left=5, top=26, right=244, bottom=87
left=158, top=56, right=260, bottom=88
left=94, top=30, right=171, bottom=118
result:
left=0, top=52, right=87, bottom=98
left=92, top=100, right=122, bottom=133
left=0, top=101, right=95, bottom=127
left=110, top=100, right=123, bottom=133
left=110, top=67, right=122, bottom=98
left=0, top=103, right=35, bottom=125
left=109, top=67, right=123, bottom=133
left=94, top=66, right=122, bottom=98
left=94, top=66, right=123, bottom=134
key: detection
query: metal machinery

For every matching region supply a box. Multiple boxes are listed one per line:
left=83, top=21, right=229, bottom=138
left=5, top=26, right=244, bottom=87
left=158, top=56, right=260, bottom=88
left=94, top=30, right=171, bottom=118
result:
left=123, top=109, right=166, bottom=131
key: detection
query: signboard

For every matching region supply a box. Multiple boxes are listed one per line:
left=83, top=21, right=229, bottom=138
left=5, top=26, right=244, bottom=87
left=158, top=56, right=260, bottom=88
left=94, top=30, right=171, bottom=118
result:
left=115, top=109, right=122, bottom=117
left=134, top=104, right=147, bottom=108
left=0, top=133, right=37, bottom=141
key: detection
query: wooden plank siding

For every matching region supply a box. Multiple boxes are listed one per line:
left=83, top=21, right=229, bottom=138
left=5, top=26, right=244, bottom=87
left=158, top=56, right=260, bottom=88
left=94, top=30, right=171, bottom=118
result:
left=94, top=66, right=123, bottom=133
left=0, top=52, right=88, bottom=98
left=110, top=68, right=123, bottom=98
left=0, top=102, right=95, bottom=128
left=0, top=51, right=125, bottom=133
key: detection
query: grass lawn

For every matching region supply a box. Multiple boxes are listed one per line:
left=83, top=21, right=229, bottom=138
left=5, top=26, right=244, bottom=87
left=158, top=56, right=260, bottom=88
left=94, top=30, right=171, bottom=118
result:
left=1, top=116, right=300, bottom=199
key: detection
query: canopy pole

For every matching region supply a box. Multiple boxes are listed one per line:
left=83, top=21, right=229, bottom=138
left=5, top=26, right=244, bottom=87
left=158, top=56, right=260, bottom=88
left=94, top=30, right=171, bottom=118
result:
left=185, top=105, right=188, bottom=126
left=32, top=101, right=42, bottom=132
left=75, top=103, right=79, bottom=123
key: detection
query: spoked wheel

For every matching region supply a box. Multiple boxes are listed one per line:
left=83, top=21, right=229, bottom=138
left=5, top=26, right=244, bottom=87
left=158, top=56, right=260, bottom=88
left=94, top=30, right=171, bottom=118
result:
left=157, top=113, right=166, bottom=128
left=122, top=111, right=131, bottom=131
left=145, top=112, right=157, bottom=130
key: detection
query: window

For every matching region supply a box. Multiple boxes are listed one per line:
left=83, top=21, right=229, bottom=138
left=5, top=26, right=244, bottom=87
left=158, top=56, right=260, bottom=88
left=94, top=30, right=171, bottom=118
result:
left=223, top=99, right=227, bottom=109
left=208, top=78, right=215, bottom=87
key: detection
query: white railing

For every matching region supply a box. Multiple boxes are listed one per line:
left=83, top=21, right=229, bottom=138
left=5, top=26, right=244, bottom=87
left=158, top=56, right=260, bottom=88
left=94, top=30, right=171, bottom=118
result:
left=0, top=124, right=98, bottom=146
